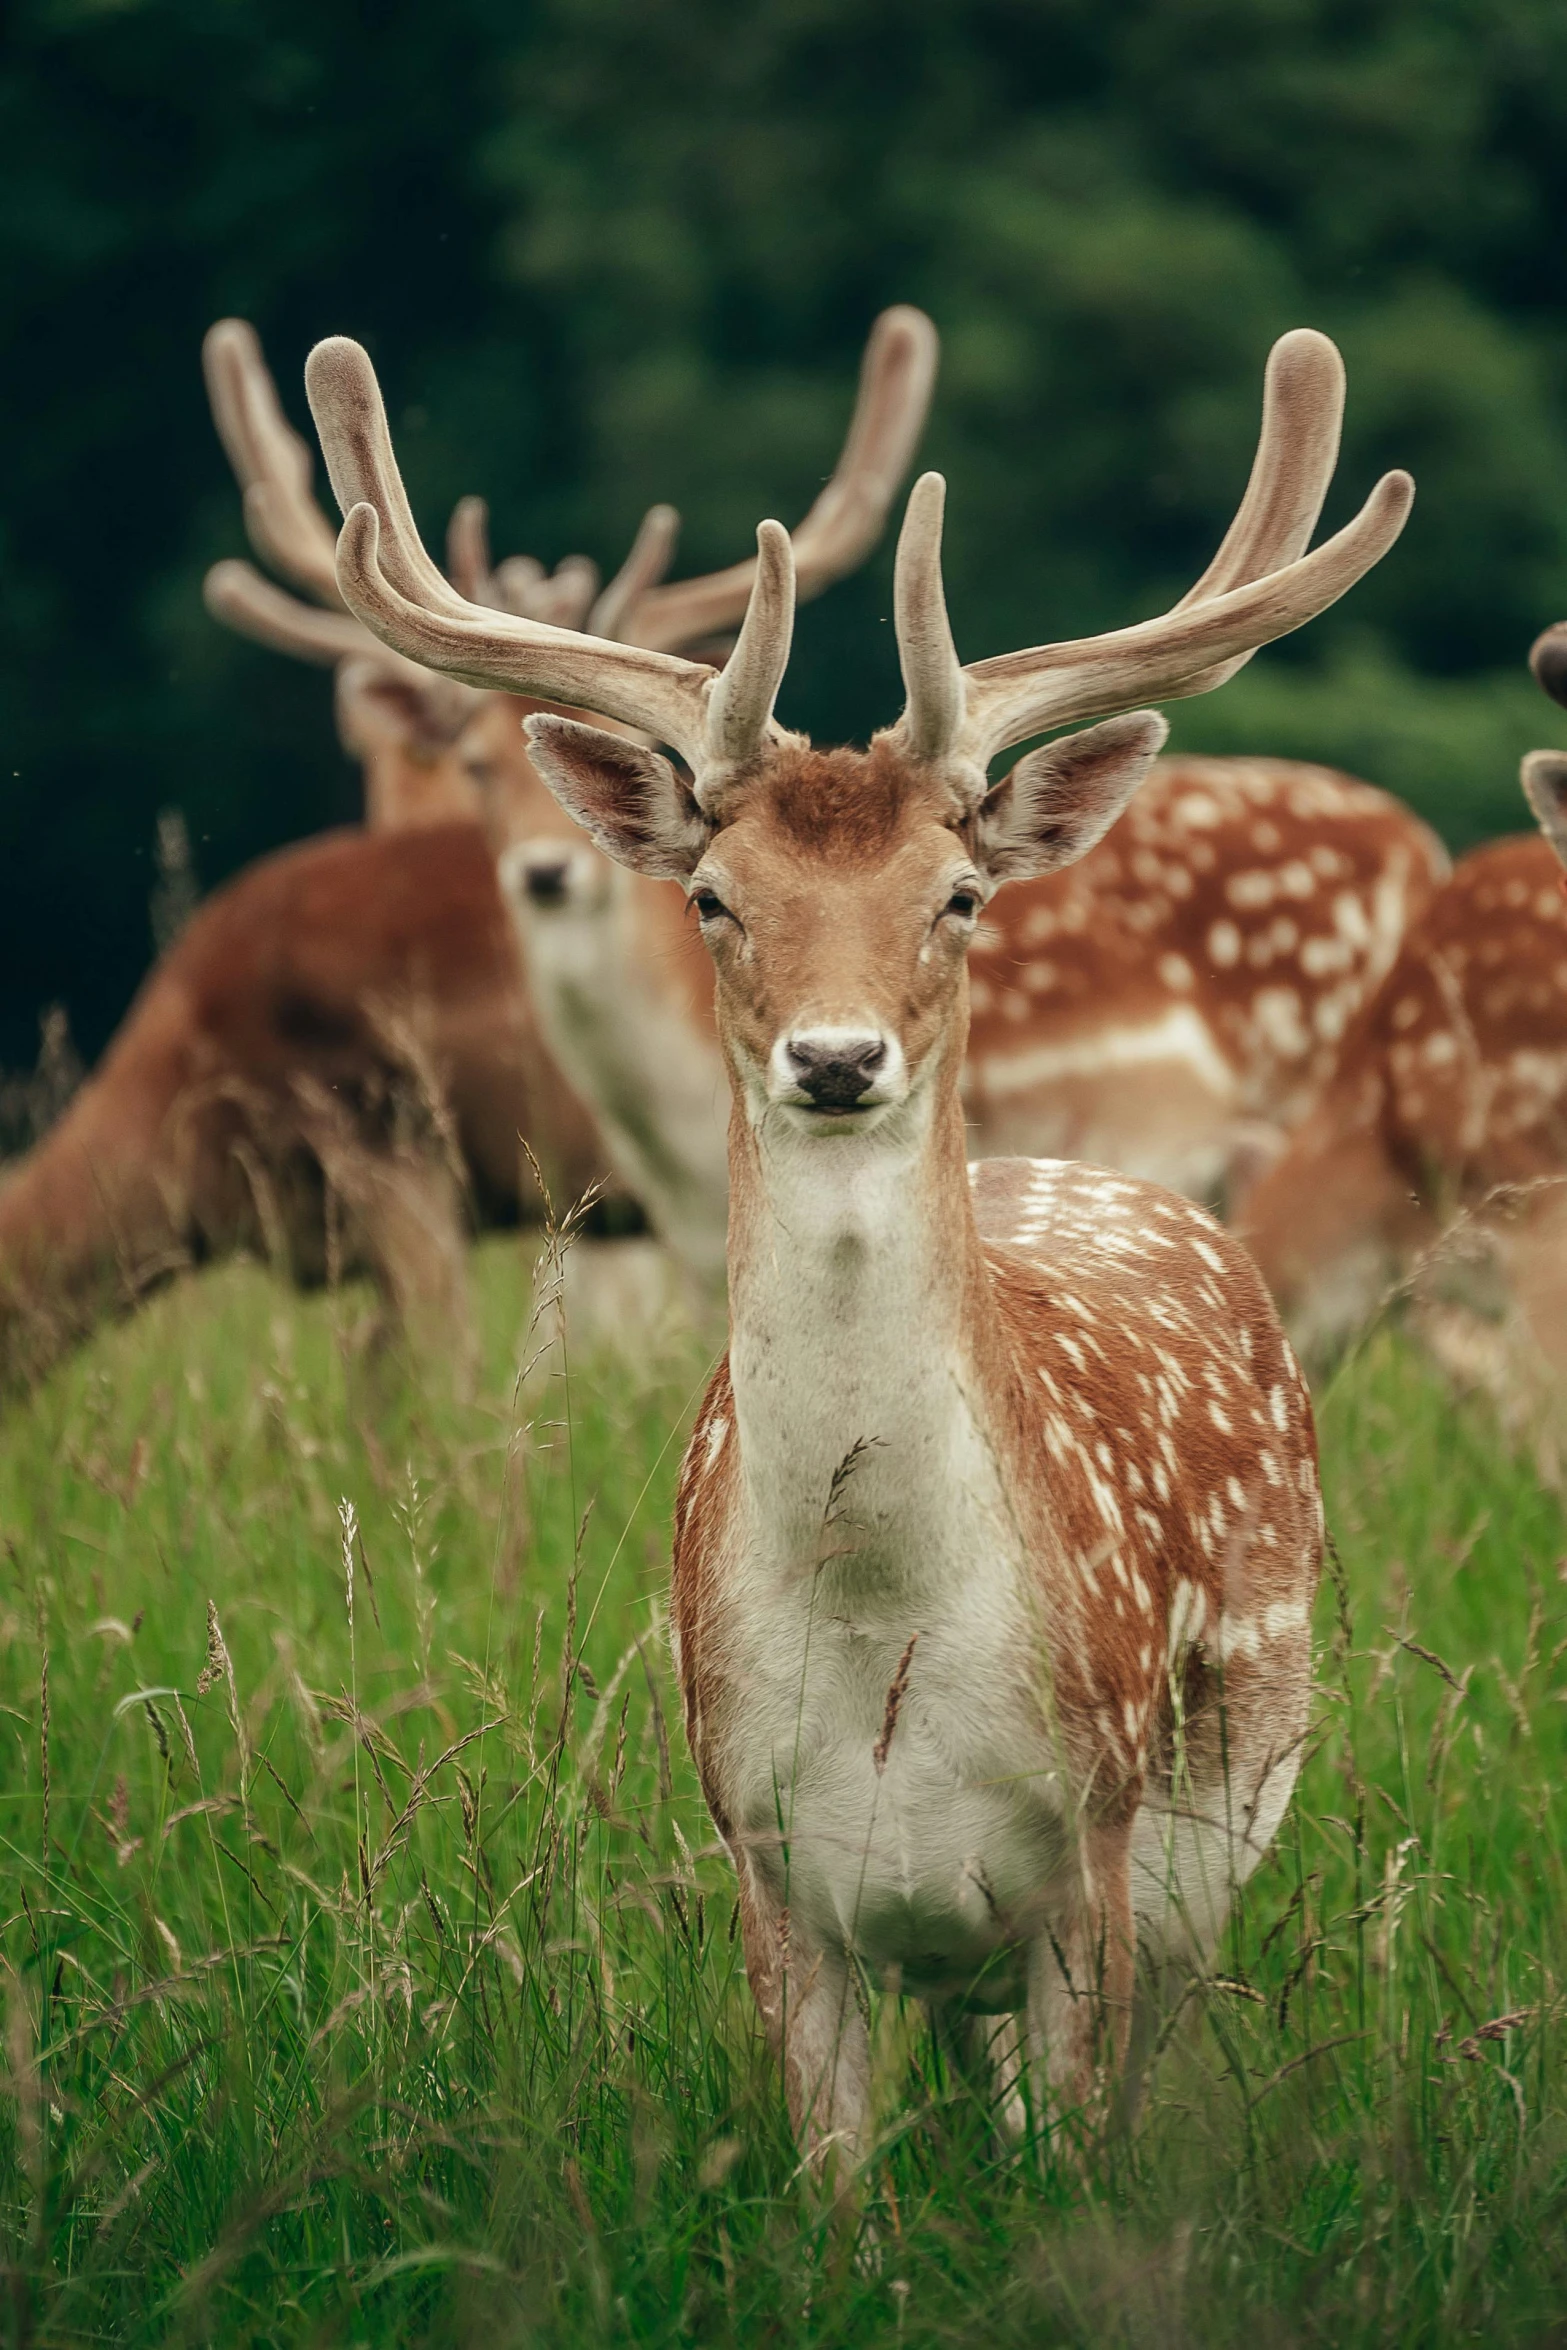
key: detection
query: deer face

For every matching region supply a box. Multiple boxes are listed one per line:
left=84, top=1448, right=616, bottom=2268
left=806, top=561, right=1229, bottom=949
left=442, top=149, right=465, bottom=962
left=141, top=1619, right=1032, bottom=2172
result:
left=685, top=751, right=978, bottom=1129
left=520, top=717, right=1175, bottom=1140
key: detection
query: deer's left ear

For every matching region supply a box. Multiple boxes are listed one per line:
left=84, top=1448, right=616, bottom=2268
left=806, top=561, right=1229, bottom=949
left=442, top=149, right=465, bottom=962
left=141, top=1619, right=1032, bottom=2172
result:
left=1523, top=749, right=1567, bottom=873
left=524, top=714, right=710, bottom=879
left=971, top=711, right=1168, bottom=885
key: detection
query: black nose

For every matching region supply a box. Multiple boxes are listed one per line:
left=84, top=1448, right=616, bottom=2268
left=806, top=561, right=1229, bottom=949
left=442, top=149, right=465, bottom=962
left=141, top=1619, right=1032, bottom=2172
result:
left=785, top=1032, right=887, bottom=1109
left=522, top=854, right=572, bottom=904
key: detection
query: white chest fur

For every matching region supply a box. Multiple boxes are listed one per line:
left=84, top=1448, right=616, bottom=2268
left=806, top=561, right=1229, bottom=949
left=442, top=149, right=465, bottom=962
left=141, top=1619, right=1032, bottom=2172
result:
left=718, top=1119, right=1070, bottom=2002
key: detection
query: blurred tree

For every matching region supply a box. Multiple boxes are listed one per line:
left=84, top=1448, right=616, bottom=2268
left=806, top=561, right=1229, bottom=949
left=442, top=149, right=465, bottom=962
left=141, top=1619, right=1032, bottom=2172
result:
left=1, top=0, right=1565, bottom=1062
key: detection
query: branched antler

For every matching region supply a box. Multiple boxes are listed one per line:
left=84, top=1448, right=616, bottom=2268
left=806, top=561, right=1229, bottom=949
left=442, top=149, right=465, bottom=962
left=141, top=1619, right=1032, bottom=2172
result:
left=887, top=329, right=1413, bottom=805
left=307, top=309, right=941, bottom=785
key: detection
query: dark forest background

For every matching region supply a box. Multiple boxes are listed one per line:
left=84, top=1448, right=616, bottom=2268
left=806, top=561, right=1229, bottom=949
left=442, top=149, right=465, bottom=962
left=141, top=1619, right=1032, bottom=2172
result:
left=3, top=0, right=1567, bottom=1066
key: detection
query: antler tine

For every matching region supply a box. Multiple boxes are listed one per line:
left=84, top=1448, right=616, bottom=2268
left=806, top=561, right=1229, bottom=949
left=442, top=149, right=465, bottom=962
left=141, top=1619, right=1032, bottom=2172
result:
left=203, top=559, right=380, bottom=668
left=1174, top=330, right=1345, bottom=612
left=203, top=319, right=347, bottom=609
left=528, top=557, right=602, bottom=632
left=306, top=337, right=476, bottom=624
left=1529, top=622, right=1567, bottom=713
left=789, top=305, right=941, bottom=592
left=590, top=505, right=681, bottom=642
left=704, top=522, right=796, bottom=772
left=1167, top=326, right=1346, bottom=696
left=446, top=496, right=495, bottom=604
left=622, top=305, right=939, bottom=655
left=490, top=554, right=546, bottom=611
left=958, top=471, right=1412, bottom=753
left=309, top=336, right=737, bottom=771
left=894, top=473, right=965, bottom=762
left=888, top=329, right=1412, bottom=804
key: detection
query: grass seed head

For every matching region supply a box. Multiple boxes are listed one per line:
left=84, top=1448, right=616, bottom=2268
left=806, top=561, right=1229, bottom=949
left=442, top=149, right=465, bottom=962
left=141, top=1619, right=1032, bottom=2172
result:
left=873, top=1632, right=920, bottom=1776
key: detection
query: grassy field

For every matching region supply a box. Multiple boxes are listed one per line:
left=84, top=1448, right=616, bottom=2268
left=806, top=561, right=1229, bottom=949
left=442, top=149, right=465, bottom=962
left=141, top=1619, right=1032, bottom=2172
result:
left=1, top=1230, right=1565, bottom=2347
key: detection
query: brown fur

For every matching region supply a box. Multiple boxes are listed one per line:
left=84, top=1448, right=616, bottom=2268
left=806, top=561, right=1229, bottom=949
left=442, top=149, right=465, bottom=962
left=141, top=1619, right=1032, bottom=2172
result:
left=0, top=825, right=604, bottom=1381
left=0, top=682, right=718, bottom=1386
left=965, top=755, right=1447, bottom=1191
left=1239, top=833, right=1567, bottom=1358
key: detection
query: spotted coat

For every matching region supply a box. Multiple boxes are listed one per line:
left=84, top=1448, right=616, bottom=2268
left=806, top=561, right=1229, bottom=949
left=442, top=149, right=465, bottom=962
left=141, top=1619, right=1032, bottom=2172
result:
left=966, top=756, right=1446, bottom=1199
left=673, top=1153, right=1322, bottom=1954
left=1239, top=833, right=1567, bottom=1354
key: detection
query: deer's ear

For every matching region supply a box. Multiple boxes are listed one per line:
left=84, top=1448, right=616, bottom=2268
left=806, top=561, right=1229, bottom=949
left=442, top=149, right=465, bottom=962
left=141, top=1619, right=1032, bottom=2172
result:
left=971, top=712, right=1167, bottom=885
left=1530, top=622, right=1567, bottom=713
left=1523, top=749, right=1567, bottom=872
left=524, top=714, right=709, bottom=879
left=335, top=660, right=472, bottom=762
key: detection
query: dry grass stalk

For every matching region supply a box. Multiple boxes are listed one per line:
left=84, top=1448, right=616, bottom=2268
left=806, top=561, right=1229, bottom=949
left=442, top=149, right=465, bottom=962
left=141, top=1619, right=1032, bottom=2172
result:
left=37, top=1632, right=50, bottom=1865
left=873, top=1633, right=920, bottom=1776
left=195, top=1598, right=249, bottom=1795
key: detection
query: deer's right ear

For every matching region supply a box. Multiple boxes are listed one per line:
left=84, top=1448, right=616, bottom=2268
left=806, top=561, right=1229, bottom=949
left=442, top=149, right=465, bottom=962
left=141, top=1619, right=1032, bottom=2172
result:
left=524, top=714, right=710, bottom=879
left=1523, top=750, right=1567, bottom=872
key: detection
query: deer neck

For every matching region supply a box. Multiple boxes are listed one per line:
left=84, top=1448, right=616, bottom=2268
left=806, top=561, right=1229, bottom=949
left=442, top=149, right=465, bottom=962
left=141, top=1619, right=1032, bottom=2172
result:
left=724, top=1031, right=1008, bottom=1581
left=524, top=879, right=729, bottom=1289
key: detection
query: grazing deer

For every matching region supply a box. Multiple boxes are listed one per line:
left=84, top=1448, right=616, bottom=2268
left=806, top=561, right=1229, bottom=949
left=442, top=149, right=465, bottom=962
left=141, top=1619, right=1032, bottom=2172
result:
left=1236, top=616, right=1567, bottom=1371
left=0, top=319, right=935, bottom=1382
left=503, top=750, right=1445, bottom=1248
left=309, top=323, right=1409, bottom=2157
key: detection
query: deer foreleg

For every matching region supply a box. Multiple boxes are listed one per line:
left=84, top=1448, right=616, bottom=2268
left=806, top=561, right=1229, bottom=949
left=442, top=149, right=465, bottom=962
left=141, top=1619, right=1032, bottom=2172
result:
left=1027, top=1821, right=1137, bottom=2138
left=737, top=1861, right=871, bottom=2176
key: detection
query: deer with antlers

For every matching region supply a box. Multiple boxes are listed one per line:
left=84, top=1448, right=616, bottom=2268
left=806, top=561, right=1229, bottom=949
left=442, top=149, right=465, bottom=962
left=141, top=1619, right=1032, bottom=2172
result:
left=308, top=322, right=1410, bottom=2159
left=501, top=336, right=1443, bottom=1237
left=0, top=317, right=935, bottom=1383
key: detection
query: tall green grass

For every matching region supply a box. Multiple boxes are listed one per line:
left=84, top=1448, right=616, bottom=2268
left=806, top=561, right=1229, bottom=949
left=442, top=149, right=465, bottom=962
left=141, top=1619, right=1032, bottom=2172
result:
left=0, top=1237, right=1564, bottom=2346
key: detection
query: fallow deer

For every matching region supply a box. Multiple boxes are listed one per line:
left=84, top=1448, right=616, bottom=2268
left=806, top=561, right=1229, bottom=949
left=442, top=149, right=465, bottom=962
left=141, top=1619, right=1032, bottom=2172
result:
left=1233, top=830, right=1567, bottom=1363
left=0, top=317, right=936, bottom=1381
left=1236, top=612, right=1567, bottom=1372
left=309, top=323, right=1409, bottom=2156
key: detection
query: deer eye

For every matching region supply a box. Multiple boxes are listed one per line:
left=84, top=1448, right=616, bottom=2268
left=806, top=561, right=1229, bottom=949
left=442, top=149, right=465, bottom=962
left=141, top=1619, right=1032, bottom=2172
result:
left=942, top=888, right=980, bottom=924
left=692, top=888, right=735, bottom=925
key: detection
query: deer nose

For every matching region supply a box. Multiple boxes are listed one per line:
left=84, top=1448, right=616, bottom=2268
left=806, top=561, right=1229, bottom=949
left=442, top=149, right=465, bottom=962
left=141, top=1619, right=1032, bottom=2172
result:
left=784, top=1030, right=888, bottom=1109
left=519, top=849, right=573, bottom=905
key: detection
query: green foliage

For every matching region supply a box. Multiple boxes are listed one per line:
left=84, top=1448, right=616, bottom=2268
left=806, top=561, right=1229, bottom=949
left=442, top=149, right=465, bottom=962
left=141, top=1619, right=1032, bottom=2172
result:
left=3, top=0, right=1567, bottom=1060
left=0, top=1244, right=1565, bottom=2343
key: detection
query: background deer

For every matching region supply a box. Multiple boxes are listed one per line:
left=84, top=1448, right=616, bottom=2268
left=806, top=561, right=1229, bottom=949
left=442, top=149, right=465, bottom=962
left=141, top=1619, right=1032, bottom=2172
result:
left=205, top=312, right=939, bottom=1293
left=1236, top=618, right=1567, bottom=1374
left=1242, top=631, right=1567, bottom=1445
left=310, top=322, right=1408, bottom=2157
left=0, top=316, right=936, bottom=1383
